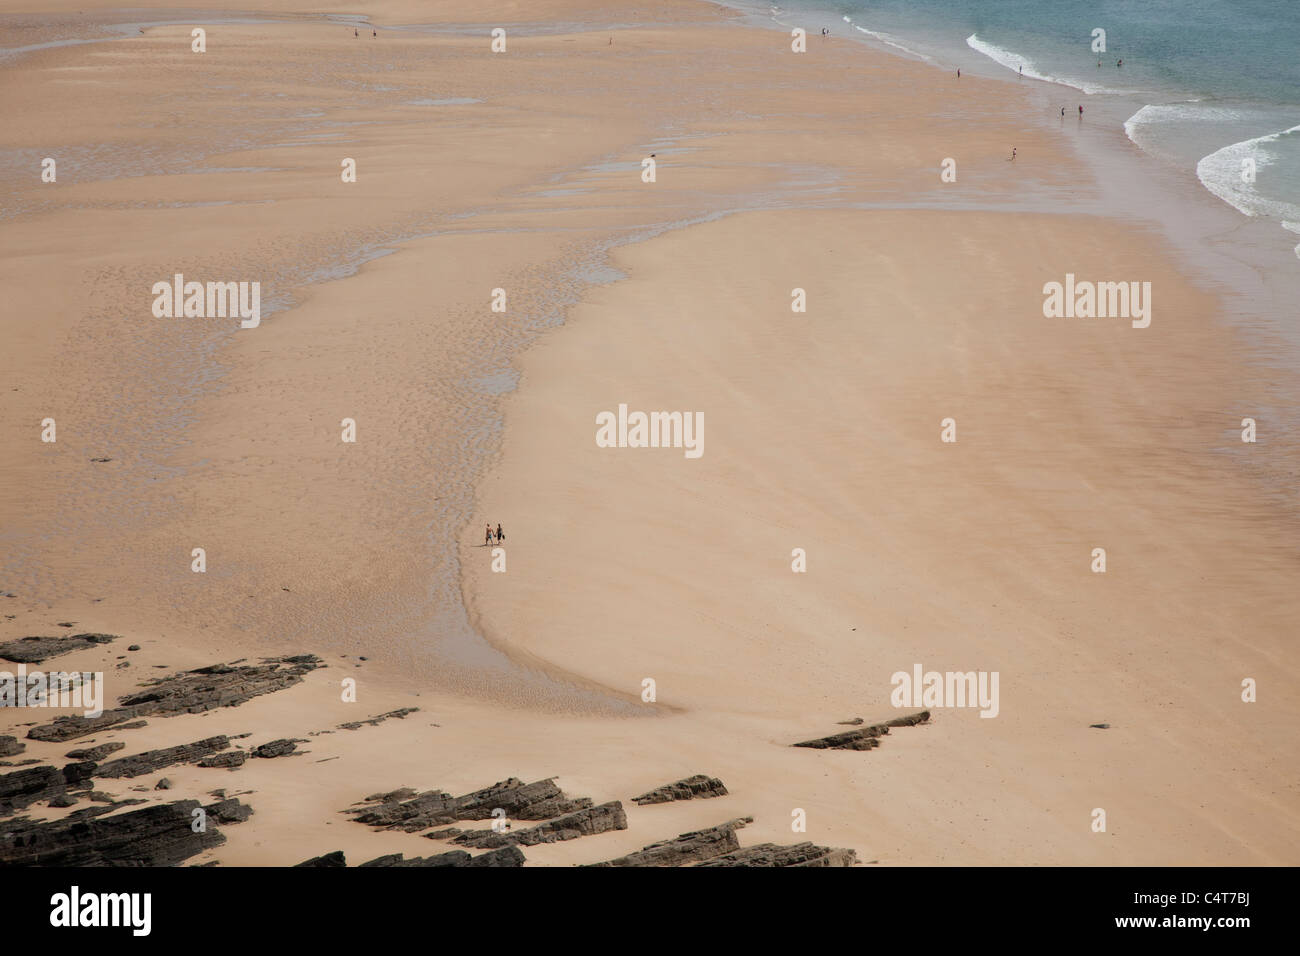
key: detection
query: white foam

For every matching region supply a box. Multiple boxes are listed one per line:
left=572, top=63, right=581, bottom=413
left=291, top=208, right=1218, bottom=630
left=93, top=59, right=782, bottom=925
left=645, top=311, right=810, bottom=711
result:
left=965, top=33, right=1136, bottom=96
left=1195, top=123, right=1300, bottom=220
left=851, top=24, right=933, bottom=63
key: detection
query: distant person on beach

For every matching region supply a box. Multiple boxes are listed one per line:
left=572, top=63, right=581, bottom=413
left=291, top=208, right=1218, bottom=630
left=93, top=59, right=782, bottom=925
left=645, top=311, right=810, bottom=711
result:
left=496, top=524, right=504, bottom=543
left=485, top=524, right=493, bottom=546
left=1078, top=104, right=1084, bottom=116
left=354, top=28, right=358, bottom=37
left=1117, top=59, right=1123, bottom=67
left=1061, top=107, right=1065, bottom=117
left=1011, top=147, right=1017, bottom=161
left=373, top=30, right=377, bottom=37
left=956, top=68, right=960, bottom=78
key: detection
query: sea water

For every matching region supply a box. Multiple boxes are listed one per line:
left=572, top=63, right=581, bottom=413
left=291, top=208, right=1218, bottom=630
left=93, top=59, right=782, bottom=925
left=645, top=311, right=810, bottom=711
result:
left=733, top=0, right=1300, bottom=256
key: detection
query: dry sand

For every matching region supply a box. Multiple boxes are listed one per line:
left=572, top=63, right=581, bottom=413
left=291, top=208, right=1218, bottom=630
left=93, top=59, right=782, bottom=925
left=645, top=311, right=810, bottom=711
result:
left=1, top=0, right=1297, bottom=866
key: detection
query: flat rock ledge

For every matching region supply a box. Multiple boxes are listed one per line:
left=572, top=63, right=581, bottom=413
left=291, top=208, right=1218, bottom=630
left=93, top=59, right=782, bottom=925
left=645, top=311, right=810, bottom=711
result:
left=792, top=710, right=930, bottom=751
left=358, top=846, right=526, bottom=867
left=587, top=817, right=754, bottom=867
left=0, top=633, right=116, bottom=664
left=453, top=801, right=627, bottom=849
left=695, top=842, right=858, bottom=867
left=1, top=762, right=96, bottom=815
left=95, top=736, right=232, bottom=779
left=296, top=847, right=525, bottom=867
left=632, top=774, right=728, bottom=805
left=0, top=797, right=252, bottom=866
left=349, top=777, right=591, bottom=833
left=24, top=655, right=323, bottom=743
left=64, top=742, right=125, bottom=761
left=338, top=708, right=419, bottom=731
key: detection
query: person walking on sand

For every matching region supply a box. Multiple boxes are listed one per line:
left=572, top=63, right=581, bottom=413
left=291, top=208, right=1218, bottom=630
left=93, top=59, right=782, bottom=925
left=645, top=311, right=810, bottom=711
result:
left=956, top=68, right=960, bottom=78
left=496, top=524, right=504, bottom=544
left=1061, top=107, right=1066, bottom=117
left=1078, top=104, right=1084, bottom=117
left=1011, top=147, right=1017, bottom=161
left=485, top=524, right=493, bottom=546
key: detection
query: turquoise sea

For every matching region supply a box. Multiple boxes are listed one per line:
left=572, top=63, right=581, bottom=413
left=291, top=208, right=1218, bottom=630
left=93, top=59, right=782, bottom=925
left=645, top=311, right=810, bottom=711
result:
left=732, top=0, right=1300, bottom=254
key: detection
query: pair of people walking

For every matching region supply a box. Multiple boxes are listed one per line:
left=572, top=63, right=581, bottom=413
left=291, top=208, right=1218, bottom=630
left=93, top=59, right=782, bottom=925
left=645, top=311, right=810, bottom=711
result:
left=485, top=523, right=505, bottom=546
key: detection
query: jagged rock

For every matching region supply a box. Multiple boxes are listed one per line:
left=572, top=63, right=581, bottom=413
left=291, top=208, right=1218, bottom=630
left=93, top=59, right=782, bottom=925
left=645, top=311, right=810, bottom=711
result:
left=197, top=751, right=246, bottom=770
left=296, top=850, right=347, bottom=867
left=0, top=736, right=25, bottom=757
left=792, top=711, right=930, bottom=750
left=695, top=842, right=858, bottom=867
left=95, top=736, right=230, bottom=778
left=206, top=798, right=253, bottom=824
left=360, top=846, right=525, bottom=868
left=65, top=742, right=125, bottom=761
left=0, top=763, right=95, bottom=816
left=24, top=656, right=322, bottom=742
left=424, top=827, right=464, bottom=840
left=365, top=787, right=417, bottom=803
left=154, top=778, right=172, bottom=790
left=588, top=817, right=754, bottom=867
left=837, top=718, right=864, bottom=725
left=349, top=777, right=591, bottom=833
left=454, top=801, right=627, bottom=849
left=88, top=791, right=117, bottom=803
left=632, top=774, right=728, bottom=805
left=885, top=711, right=930, bottom=727
left=1090, top=723, right=1110, bottom=729
left=0, top=633, right=116, bottom=664
left=128, top=645, right=141, bottom=652
left=463, top=846, right=526, bottom=867
left=338, top=707, right=418, bottom=731
left=0, top=798, right=242, bottom=865
left=253, top=739, right=298, bottom=758
left=49, top=793, right=78, bottom=808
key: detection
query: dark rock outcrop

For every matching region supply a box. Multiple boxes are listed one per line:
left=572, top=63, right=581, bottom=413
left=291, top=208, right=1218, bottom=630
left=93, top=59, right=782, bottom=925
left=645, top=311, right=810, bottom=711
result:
left=0, top=763, right=95, bottom=815
left=453, top=801, right=627, bottom=849
left=197, top=751, right=246, bottom=770
left=694, top=842, right=858, bottom=867
left=206, top=797, right=253, bottom=824
left=587, top=817, right=753, bottom=867
left=253, top=739, right=299, bottom=758
left=0, top=633, right=116, bottom=664
left=25, top=656, right=322, bottom=742
left=0, top=798, right=249, bottom=865
left=0, top=736, right=24, bottom=757
left=338, top=708, right=418, bottom=731
left=296, top=850, right=347, bottom=867
left=350, top=777, right=591, bottom=833
left=65, top=742, right=125, bottom=761
left=359, top=846, right=525, bottom=868
left=632, top=774, right=728, bottom=805
left=792, top=710, right=930, bottom=750
left=95, top=736, right=230, bottom=779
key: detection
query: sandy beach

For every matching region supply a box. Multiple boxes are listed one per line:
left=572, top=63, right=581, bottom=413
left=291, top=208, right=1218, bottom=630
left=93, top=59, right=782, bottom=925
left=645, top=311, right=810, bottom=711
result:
left=2, top=0, right=1297, bottom=869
